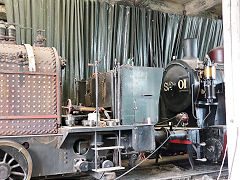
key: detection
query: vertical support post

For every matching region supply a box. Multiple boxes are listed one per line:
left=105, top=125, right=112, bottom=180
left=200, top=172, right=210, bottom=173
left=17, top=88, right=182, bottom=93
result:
left=94, top=61, right=98, bottom=170
left=88, top=61, right=99, bottom=170
left=88, top=61, right=99, bottom=126
left=117, top=62, right=121, bottom=124
left=94, top=131, right=98, bottom=170
left=118, top=130, right=121, bottom=167
left=222, top=0, right=240, bottom=179
left=95, top=60, right=99, bottom=127
left=114, top=59, right=117, bottom=119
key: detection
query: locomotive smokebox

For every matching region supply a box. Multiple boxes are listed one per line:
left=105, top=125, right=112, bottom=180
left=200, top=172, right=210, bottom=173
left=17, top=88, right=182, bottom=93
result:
left=183, top=38, right=198, bottom=59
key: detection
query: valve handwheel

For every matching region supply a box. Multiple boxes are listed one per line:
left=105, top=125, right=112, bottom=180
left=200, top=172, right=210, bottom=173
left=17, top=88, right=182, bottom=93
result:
left=0, top=140, right=32, bottom=180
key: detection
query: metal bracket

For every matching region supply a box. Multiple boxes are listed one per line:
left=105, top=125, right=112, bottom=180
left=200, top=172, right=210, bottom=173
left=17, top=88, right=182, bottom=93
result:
left=57, top=131, right=69, bottom=149
left=24, top=44, right=36, bottom=72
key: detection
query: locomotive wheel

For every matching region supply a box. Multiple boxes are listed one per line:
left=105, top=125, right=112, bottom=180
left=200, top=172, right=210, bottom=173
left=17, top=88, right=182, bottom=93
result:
left=204, top=138, right=223, bottom=163
left=0, top=140, right=32, bottom=180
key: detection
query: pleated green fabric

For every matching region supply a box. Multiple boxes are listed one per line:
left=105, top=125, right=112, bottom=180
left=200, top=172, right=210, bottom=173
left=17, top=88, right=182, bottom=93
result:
left=5, top=0, right=223, bottom=103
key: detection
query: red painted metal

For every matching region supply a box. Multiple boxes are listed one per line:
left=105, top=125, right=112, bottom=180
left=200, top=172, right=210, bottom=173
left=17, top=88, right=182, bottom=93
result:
left=208, top=46, right=224, bottom=64
left=170, top=139, right=191, bottom=144
left=223, top=131, right=228, bottom=158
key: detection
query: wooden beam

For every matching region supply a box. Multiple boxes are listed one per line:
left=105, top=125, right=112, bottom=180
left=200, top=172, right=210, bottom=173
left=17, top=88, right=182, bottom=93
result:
left=184, top=0, right=222, bottom=16
left=222, top=0, right=240, bottom=179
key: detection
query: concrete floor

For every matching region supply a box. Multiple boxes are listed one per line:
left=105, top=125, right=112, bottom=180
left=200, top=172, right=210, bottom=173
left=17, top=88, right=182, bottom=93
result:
left=115, top=156, right=228, bottom=180
left=47, top=155, right=228, bottom=180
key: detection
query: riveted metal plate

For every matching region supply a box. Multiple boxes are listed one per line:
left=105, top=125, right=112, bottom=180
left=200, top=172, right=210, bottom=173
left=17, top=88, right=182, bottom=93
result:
left=0, top=44, right=29, bottom=72
left=0, top=73, right=57, bottom=117
left=33, top=47, right=57, bottom=73
left=0, top=45, right=57, bottom=73
left=0, top=44, right=60, bottom=135
left=0, top=119, right=58, bottom=135
left=0, top=72, right=58, bottom=135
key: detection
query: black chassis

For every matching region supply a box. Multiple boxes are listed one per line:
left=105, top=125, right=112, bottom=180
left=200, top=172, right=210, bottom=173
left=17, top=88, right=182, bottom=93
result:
left=0, top=124, right=155, bottom=177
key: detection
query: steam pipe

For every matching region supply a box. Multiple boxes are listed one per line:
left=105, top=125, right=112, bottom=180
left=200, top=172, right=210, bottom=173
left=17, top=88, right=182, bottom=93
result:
left=155, top=129, right=188, bottom=143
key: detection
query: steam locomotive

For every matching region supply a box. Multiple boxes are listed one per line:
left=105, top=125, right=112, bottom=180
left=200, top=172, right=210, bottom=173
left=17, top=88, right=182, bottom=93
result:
left=0, top=21, right=225, bottom=180
left=155, top=39, right=226, bottom=165
left=0, top=23, right=159, bottom=180
left=75, top=38, right=226, bottom=168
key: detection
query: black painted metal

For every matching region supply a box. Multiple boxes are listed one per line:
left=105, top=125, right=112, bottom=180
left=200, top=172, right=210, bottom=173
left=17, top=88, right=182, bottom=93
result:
left=0, top=124, right=154, bottom=177
left=183, top=38, right=198, bottom=59
left=157, top=44, right=226, bottom=163
left=161, top=60, right=199, bottom=113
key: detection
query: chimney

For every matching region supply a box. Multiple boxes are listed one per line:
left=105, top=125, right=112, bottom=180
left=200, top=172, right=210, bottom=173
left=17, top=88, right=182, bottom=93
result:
left=183, top=38, right=198, bottom=59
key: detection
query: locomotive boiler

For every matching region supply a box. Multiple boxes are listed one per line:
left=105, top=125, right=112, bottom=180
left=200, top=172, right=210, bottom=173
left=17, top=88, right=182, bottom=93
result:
left=155, top=38, right=226, bottom=165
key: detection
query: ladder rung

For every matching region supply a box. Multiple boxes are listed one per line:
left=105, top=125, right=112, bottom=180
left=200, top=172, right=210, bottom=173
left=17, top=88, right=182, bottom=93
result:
left=92, top=166, right=125, bottom=172
left=91, top=146, right=124, bottom=150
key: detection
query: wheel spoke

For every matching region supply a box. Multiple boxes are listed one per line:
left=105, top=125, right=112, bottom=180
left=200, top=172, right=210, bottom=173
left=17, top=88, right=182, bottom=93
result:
left=7, top=157, right=14, bottom=165
left=3, top=152, right=7, bottom=163
left=11, top=171, right=25, bottom=176
left=11, top=163, right=20, bottom=169
left=0, top=140, right=32, bottom=179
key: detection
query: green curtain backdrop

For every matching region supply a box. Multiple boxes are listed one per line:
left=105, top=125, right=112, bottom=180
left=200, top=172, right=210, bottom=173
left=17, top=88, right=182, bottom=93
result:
left=5, top=0, right=223, bottom=103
